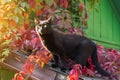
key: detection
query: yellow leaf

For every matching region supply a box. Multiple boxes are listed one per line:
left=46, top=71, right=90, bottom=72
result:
left=40, top=62, right=45, bottom=68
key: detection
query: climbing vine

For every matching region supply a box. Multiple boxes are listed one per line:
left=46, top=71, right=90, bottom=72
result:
left=2, top=0, right=120, bottom=80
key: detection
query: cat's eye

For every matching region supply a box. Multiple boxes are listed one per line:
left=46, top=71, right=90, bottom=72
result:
left=44, top=25, right=47, bottom=28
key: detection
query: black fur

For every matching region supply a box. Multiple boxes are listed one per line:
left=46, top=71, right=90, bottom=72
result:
left=35, top=17, right=110, bottom=76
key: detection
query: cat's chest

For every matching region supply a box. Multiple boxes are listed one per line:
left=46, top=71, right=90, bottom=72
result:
left=41, top=37, right=56, bottom=53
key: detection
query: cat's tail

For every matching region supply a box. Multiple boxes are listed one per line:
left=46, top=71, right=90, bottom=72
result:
left=91, top=46, right=110, bottom=76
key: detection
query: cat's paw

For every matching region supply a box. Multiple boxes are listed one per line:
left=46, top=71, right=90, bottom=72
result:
left=60, top=67, right=67, bottom=72
left=51, top=63, right=58, bottom=68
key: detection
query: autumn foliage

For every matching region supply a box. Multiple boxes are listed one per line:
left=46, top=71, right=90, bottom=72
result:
left=0, top=0, right=120, bottom=80
left=67, top=45, right=120, bottom=80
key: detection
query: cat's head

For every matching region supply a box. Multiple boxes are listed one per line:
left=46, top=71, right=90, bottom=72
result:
left=34, top=16, right=52, bottom=35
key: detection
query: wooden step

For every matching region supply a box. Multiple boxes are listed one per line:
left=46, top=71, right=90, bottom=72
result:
left=0, top=52, right=107, bottom=80
left=0, top=52, right=56, bottom=80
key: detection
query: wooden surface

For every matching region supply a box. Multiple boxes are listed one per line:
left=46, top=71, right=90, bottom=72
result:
left=0, top=52, right=108, bottom=80
left=0, top=52, right=56, bottom=80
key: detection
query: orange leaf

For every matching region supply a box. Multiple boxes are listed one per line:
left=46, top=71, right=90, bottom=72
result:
left=23, top=62, right=34, bottom=74
left=24, top=21, right=30, bottom=29
left=17, top=74, right=24, bottom=80
left=5, top=35, right=10, bottom=40
left=8, top=19, right=16, bottom=27
left=67, top=64, right=82, bottom=80
left=40, top=62, right=45, bottom=68
left=12, top=73, right=24, bottom=80
left=22, top=11, right=29, bottom=19
left=36, top=8, right=44, bottom=16
left=79, top=2, right=85, bottom=12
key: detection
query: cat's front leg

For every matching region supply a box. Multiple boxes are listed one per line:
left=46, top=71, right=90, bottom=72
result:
left=51, top=54, right=59, bottom=68
left=58, top=55, right=70, bottom=72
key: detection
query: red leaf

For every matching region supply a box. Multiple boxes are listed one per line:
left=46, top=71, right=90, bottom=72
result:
left=5, top=34, right=10, bottom=40
left=28, top=55, right=36, bottom=62
left=88, top=57, right=95, bottom=70
left=67, top=64, right=82, bottom=80
left=86, top=69, right=94, bottom=77
left=35, top=50, right=52, bottom=64
left=12, top=73, right=24, bottom=80
left=85, top=11, right=89, bottom=19
left=23, top=62, right=34, bottom=74
left=30, top=38, right=41, bottom=49
left=97, top=50, right=103, bottom=61
left=28, top=0, right=36, bottom=8
left=17, top=74, right=24, bottom=80
left=79, top=2, right=85, bottom=12
left=108, top=48, right=118, bottom=55
left=105, top=53, right=117, bottom=62
left=67, top=70, right=79, bottom=80
left=82, top=66, right=95, bottom=77
left=60, top=0, right=68, bottom=8
left=24, top=21, right=30, bottom=29
left=54, top=0, right=59, bottom=4
left=36, top=8, right=44, bottom=16
left=64, top=0, right=68, bottom=8
left=97, top=45, right=105, bottom=50
left=8, top=19, right=16, bottom=27
left=82, top=17, right=86, bottom=25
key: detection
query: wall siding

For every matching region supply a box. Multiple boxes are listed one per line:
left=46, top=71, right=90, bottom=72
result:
left=85, top=0, right=120, bottom=50
left=0, top=68, right=14, bottom=80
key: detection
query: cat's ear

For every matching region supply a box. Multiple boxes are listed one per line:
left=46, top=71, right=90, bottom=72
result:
left=39, top=16, right=52, bottom=24
left=47, top=16, right=52, bottom=22
left=46, top=16, right=52, bottom=26
left=34, top=18, right=39, bottom=25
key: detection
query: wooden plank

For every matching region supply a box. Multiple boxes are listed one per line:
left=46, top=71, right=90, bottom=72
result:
left=0, top=52, right=56, bottom=80
left=0, top=52, right=109, bottom=80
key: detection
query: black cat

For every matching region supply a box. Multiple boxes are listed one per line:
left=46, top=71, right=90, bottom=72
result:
left=34, top=17, right=110, bottom=76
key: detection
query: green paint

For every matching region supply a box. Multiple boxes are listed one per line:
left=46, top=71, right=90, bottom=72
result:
left=100, top=0, right=108, bottom=39
left=93, top=3, right=101, bottom=38
left=85, top=0, right=120, bottom=50
left=0, top=68, right=15, bottom=80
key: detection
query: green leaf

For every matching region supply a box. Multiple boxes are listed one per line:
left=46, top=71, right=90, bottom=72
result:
left=0, top=24, right=2, bottom=29
left=14, top=7, right=22, bottom=15
left=14, top=16, right=19, bottom=23
left=17, top=15, right=24, bottom=24
left=1, top=20, right=9, bottom=28
left=35, top=0, right=43, bottom=2
left=2, top=49, right=10, bottom=57
left=1, top=39, right=12, bottom=45
left=20, top=2, right=30, bottom=9
left=6, top=12, right=13, bottom=18
left=73, top=22, right=78, bottom=27
left=45, top=0, right=54, bottom=6
left=20, top=2, right=26, bottom=8
left=0, top=0, right=11, bottom=4
left=0, top=58, right=5, bottom=62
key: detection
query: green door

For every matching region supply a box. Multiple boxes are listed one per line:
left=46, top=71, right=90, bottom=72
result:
left=85, top=0, right=120, bottom=50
